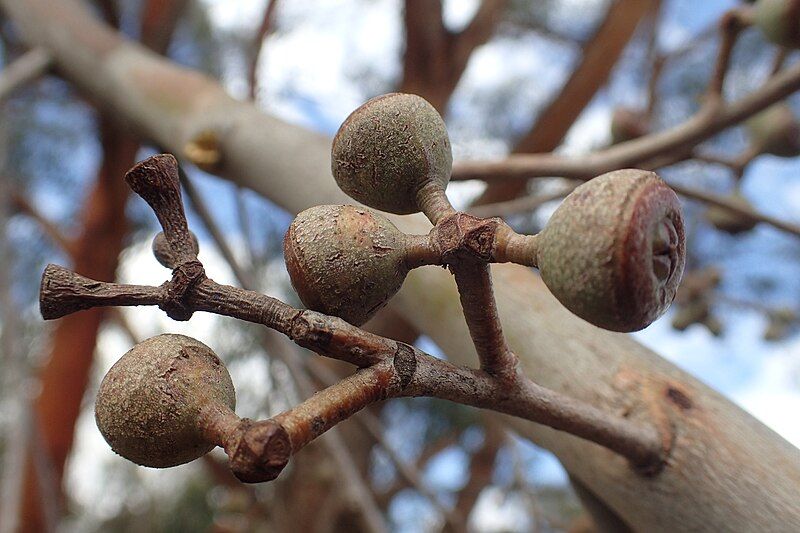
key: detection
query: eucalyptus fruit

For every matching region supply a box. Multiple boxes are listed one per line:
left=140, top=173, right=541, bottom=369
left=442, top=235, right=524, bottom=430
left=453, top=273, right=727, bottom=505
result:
left=705, top=193, right=758, bottom=234
left=746, top=104, right=800, bottom=158
left=283, top=204, right=409, bottom=325
left=95, top=334, right=236, bottom=468
left=331, top=92, right=452, bottom=214
left=754, top=0, right=800, bottom=49
left=152, top=230, right=200, bottom=268
left=536, top=169, right=685, bottom=332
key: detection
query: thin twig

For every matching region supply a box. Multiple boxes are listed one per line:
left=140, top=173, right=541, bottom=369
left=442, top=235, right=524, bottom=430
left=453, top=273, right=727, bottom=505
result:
left=248, top=0, right=278, bottom=101
left=706, top=9, right=750, bottom=100
left=670, top=182, right=800, bottom=237
left=11, top=192, right=76, bottom=259
left=467, top=186, right=575, bottom=219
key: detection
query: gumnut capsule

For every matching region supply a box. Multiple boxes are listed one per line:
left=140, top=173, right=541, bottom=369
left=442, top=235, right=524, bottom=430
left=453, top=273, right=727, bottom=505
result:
left=95, top=334, right=236, bottom=468
left=152, top=230, right=200, bottom=268
left=705, top=193, right=757, bottom=234
left=746, top=104, right=800, bottom=158
left=754, top=0, right=800, bottom=49
left=283, top=204, right=409, bottom=326
left=331, top=93, right=452, bottom=214
left=536, top=169, right=685, bottom=332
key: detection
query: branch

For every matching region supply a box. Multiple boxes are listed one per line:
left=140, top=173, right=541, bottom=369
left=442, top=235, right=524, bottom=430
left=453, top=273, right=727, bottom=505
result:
left=11, top=191, right=77, bottom=258
left=248, top=0, right=278, bottom=101
left=40, top=154, right=665, bottom=473
left=670, top=182, right=800, bottom=237
left=477, top=0, right=655, bottom=204
left=0, top=47, right=51, bottom=102
left=452, top=59, right=800, bottom=182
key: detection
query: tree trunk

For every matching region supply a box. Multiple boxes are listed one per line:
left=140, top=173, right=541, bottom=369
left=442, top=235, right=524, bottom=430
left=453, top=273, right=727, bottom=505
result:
left=4, top=0, right=799, bottom=530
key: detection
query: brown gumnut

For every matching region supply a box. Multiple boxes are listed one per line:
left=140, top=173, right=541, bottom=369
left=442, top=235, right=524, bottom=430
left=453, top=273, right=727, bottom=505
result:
left=754, top=0, right=800, bottom=49
left=610, top=107, right=649, bottom=144
left=283, top=204, right=409, bottom=326
left=746, top=104, right=800, bottom=158
left=152, top=230, right=200, bottom=268
left=705, top=193, right=758, bottom=234
left=95, top=334, right=236, bottom=468
left=536, top=169, right=686, bottom=332
left=331, top=92, right=452, bottom=214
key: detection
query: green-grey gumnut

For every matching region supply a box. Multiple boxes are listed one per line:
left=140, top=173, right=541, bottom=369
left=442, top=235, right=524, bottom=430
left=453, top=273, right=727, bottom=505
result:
left=95, top=334, right=235, bottom=468
left=331, top=93, right=452, bottom=214
left=755, top=0, right=800, bottom=49
left=746, top=104, right=800, bottom=158
left=283, top=204, right=409, bottom=325
left=536, top=169, right=686, bottom=332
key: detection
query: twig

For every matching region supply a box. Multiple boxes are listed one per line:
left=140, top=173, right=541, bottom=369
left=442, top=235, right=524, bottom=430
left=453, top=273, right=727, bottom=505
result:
left=40, top=155, right=668, bottom=481
left=0, top=47, right=51, bottom=102
left=467, top=185, right=575, bottom=219
left=175, top=163, right=257, bottom=288
left=451, top=59, right=800, bottom=182
left=173, top=162, right=389, bottom=531
left=306, top=357, right=466, bottom=531
left=11, top=192, right=76, bottom=259
left=248, top=0, right=278, bottom=101
left=670, top=183, right=800, bottom=237
left=706, top=8, right=750, bottom=100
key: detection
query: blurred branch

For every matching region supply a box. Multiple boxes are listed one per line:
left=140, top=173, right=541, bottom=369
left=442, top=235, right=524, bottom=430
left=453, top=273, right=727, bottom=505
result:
left=444, top=421, right=504, bottom=532
left=140, top=0, right=189, bottom=54
left=671, top=183, right=800, bottom=238
left=0, top=47, right=51, bottom=102
left=10, top=192, right=77, bottom=259
left=249, top=0, right=278, bottom=101
left=400, top=0, right=507, bottom=112
left=452, top=59, right=800, bottom=182
left=467, top=184, right=576, bottom=219
left=477, top=0, right=657, bottom=204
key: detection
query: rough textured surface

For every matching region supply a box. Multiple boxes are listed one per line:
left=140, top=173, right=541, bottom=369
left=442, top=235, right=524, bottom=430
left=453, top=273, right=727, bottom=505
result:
left=536, top=170, right=685, bottom=332
left=746, top=103, right=800, bottom=157
left=95, top=334, right=235, bottom=468
left=755, top=0, right=800, bottom=49
left=705, top=192, right=758, bottom=234
left=331, top=93, right=452, bottom=214
left=284, top=205, right=409, bottom=326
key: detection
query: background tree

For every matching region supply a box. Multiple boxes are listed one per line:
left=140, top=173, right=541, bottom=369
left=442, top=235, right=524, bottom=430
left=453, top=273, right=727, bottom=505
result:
left=1, top=0, right=799, bottom=532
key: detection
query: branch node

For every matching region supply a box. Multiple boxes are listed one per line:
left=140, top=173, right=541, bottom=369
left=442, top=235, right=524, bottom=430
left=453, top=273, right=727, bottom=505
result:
left=224, top=418, right=292, bottom=483
left=393, top=342, right=417, bottom=389
left=158, top=260, right=205, bottom=321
